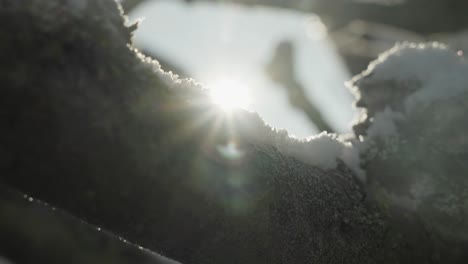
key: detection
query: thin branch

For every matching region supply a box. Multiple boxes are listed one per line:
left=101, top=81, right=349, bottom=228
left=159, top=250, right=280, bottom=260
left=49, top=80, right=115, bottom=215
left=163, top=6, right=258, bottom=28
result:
left=265, top=40, right=334, bottom=133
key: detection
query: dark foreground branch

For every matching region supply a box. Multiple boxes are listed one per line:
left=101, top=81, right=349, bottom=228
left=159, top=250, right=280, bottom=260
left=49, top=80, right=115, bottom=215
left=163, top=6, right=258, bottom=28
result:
left=0, top=184, right=178, bottom=264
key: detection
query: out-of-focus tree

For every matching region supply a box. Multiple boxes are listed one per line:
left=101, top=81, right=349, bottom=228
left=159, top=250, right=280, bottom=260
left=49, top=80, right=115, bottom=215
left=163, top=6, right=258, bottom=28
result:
left=123, top=0, right=468, bottom=75
left=266, top=40, right=333, bottom=132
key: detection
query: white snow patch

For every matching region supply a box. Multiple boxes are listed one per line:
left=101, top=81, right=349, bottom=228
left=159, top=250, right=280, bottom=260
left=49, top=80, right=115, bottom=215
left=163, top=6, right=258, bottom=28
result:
left=347, top=42, right=468, bottom=180
left=140, top=41, right=468, bottom=182
left=347, top=42, right=468, bottom=153
left=136, top=50, right=211, bottom=104
left=280, top=132, right=350, bottom=169
left=366, top=107, right=405, bottom=139
left=273, top=132, right=364, bottom=179
left=138, top=49, right=363, bottom=178
left=138, top=51, right=200, bottom=90
left=351, top=42, right=468, bottom=114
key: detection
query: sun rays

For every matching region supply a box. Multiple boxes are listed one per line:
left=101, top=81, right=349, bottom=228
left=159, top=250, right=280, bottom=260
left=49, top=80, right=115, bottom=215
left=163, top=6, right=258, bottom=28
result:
left=209, top=79, right=252, bottom=111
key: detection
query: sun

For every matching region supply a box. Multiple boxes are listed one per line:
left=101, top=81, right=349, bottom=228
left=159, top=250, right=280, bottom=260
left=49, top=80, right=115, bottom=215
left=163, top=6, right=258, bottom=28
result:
left=209, top=79, right=251, bottom=111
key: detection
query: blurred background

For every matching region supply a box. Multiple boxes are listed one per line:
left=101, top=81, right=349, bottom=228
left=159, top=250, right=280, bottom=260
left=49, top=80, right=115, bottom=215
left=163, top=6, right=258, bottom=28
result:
left=122, top=0, right=468, bottom=138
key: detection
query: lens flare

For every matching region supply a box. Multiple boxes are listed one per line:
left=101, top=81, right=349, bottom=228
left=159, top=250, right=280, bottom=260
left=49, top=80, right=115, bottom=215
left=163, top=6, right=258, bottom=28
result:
left=216, top=141, right=245, bottom=161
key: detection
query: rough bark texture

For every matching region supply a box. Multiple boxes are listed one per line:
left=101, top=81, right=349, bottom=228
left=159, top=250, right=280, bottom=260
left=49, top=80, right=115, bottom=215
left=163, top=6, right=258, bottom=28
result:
left=0, top=1, right=462, bottom=263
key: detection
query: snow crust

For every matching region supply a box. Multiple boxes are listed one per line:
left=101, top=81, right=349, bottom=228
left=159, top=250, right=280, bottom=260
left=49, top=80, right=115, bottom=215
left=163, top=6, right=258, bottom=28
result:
left=137, top=51, right=206, bottom=93
left=350, top=43, right=468, bottom=241
left=138, top=49, right=362, bottom=177
left=274, top=132, right=363, bottom=178
left=140, top=41, right=467, bottom=184
left=142, top=37, right=468, bottom=242
left=351, top=42, right=468, bottom=114
left=350, top=42, right=468, bottom=158
left=366, top=108, right=405, bottom=139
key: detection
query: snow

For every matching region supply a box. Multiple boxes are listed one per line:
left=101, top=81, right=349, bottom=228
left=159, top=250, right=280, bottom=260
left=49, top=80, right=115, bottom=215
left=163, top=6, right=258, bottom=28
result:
left=348, top=42, right=468, bottom=241
left=366, top=107, right=404, bottom=139
left=274, top=132, right=362, bottom=176
left=138, top=7, right=468, bottom=182
left=346, top=42, right=468, bottom=182
left=127, top=1, right=371, bottom=179
left=136, top=14, right=468, bottom=240
left=350, top=42, right=468, bottom=114
left=347, top=43, right=468, bottom=177
left=152, top=252, right=182, bottom=264
left=141, top=51, right=363, bottom=177
left=129, top=1, right=355, bottom=138
left=136, top=51, right=211, bottom=102
left=347, top=42, right=468, bottom=152
left=142, top=37, right=468, bottom=184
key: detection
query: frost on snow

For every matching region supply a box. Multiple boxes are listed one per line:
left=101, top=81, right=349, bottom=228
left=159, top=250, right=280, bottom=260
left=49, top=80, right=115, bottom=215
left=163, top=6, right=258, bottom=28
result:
left=140, top=41, right=468, bottom=202
left=350, top=42, right=468, bottom=241
left=349, top=42, right=468, bottom=147
left=140, top=38, right=468, bottom=239
left=365, top=108, right=404, bottom=139
left=350, top=42, right=468, bottom=116
left=273, top=132, right=363, bottom=179
left=136, top=48, right=362, bottom=177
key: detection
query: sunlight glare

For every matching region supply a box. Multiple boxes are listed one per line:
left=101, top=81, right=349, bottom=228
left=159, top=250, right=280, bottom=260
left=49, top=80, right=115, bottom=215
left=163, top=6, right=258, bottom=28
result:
left=209, top=79, right=251, bottom=111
